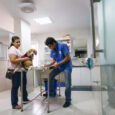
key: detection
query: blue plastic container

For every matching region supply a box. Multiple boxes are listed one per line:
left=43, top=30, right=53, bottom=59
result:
left=57, top=82, right=65, bottom=87
left=44, top=79, right=57, bottom=93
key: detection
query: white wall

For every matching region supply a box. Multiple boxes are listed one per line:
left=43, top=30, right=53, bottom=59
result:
left=0, top=18, right=31, bottom=92
left=14, top=18, right=21, bottom=37
left=0, top=36, right=9, bottom=45
left=0, top=61, right=11, bottom=92
left=0, top=4, right=14, bottom=33
left=21, top=20, right=31, bottom=53
left=0, top=3, right=14, bottom=92
left=14, top=18, right=31, bottom=53
left=32, top=29, right=90, bottom=66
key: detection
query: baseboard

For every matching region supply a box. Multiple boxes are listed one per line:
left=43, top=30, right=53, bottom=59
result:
left=71, top=86, right=92, bottom=91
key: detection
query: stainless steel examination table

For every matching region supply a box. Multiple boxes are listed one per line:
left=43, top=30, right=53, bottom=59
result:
left=20, top=67, right=63, bottom=113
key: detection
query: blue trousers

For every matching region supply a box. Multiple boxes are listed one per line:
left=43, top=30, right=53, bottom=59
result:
left=49, top=69, right=72, bottom=102
left=11, top=72, right=28, bottom=107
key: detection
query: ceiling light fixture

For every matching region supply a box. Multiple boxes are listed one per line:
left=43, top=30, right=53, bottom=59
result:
left=34, top=17, right=52, bottom=25
left=19, top=2, right=35, bottom=13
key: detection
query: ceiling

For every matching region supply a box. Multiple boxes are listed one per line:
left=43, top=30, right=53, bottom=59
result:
left=0, top=0, right=91, bottom=34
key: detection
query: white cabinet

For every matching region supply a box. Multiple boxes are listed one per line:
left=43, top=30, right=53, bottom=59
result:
left=72, top=66, right=101, bottom=87
left=72, top=68, right=81, bottom=86
left=91, top=66, right=101, bottom=86
left=80, top=68, right=91, bottom=86
left=72, top=67, right=91, bottom=86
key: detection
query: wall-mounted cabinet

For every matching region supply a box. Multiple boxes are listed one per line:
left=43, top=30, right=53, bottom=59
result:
left=75, top=49, right=87, bottom=58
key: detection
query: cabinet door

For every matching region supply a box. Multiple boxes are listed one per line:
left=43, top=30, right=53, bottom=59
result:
left=80, top=68, right=91, bottom=86
left=72, top=68, right=81, bottom=86
left=91, top=66, right=101, bottom=86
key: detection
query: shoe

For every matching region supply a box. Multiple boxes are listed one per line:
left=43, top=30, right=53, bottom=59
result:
left=43, top=93, right=48, bottom=97
left=23, top=99, right=31, bottom=104
left=63, top=102, right=71, bottom=108
left=43, top=93, right=56, bottom=98
left=12, top=105, right=21, bottom=109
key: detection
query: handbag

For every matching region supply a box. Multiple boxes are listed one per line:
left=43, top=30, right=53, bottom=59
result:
left=5, top=69, right=14, bottom=80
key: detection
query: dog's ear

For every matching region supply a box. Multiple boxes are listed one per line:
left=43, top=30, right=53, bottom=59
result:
left=31, top=49, right=37, bottom=54
left=27, top=49, right=34, bottom=53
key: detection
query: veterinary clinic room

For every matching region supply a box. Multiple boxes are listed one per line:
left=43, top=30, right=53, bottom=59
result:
left=0, top=0, right=115, bottom=115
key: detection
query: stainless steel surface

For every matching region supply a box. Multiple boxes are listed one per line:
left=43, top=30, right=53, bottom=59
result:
left=90, top=0, right=102, bottom=58
left=90, top=0, right=96, bottom=58
left=47, top=75, right=50, bottom=113
left=21, top=66, right=63, bottom=113
left=59, top=74, right=61, bottom=96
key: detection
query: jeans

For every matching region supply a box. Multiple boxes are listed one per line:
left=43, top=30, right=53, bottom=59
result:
left=11, top=72, right=28, bottom=107
left=49, top=68, right=72, bottom=102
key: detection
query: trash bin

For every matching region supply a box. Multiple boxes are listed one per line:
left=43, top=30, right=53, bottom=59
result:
left=44, top=78, right=57, bottom=94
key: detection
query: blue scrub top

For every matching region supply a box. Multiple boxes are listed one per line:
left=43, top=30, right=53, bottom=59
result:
left=50, top=42, right=72, bottom=70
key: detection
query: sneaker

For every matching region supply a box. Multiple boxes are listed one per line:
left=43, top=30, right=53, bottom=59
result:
left=12, top=105, right=21, bottom=109
left=63, top=102, right=71, bottom=108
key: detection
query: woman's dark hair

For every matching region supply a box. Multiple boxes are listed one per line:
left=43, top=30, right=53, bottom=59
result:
left=45, top=37, right=57, bottom=46
left=9, top=36, right=20, bottom=48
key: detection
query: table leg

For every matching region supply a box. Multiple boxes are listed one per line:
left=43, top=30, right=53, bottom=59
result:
left=47, top=76, right=50, bottom=113
left=21, top=70, right=23, bottom=112
left=59, top=74, right=61, bottom=96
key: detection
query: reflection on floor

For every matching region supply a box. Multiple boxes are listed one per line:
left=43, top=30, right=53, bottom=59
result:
left=102, top=91, right=115, bottom=115
left=0, top=88, right=101, bottom=115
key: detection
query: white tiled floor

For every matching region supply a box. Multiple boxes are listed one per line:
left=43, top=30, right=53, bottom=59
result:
left=0, top=88, right=102, bottom=115
left=101, top=91, right=115, bottom=115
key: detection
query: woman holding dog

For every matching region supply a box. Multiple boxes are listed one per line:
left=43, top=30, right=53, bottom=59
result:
left=8, top=36, right=30, bottom=109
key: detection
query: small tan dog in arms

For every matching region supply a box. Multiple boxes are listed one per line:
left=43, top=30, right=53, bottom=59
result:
left=21, top=49, right=37, bottom=70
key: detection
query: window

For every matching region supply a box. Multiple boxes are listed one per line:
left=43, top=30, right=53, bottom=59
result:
left=0, top=43, right=8, bottom=60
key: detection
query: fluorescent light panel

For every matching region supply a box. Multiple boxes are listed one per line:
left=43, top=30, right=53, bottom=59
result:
left=34, top=17, right=52, bottom=24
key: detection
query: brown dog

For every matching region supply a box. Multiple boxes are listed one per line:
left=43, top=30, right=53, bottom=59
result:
left=22, top=49, right=37, bottom=70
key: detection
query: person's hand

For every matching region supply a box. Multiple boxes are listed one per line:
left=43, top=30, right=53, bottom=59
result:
left=52, top=64, right=59, bottom=69
left=44, top=64, right=50, bottom=67
left=24, top=57, right=30, bottom=61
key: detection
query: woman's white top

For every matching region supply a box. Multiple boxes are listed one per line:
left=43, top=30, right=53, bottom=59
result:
left=8, top=46, right=23, bottom=72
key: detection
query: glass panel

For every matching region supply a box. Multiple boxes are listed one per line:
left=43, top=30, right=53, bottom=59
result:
left=101, top=65, right=115, bottom=115
left=97, top=0, right=115, bottom=115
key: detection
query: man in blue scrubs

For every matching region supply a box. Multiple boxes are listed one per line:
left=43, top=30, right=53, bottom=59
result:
left=44, top=37, right=72, bottom=108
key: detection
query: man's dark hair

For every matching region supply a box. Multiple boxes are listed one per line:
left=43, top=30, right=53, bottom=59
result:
left=45, top=37, right=57, bottom=46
